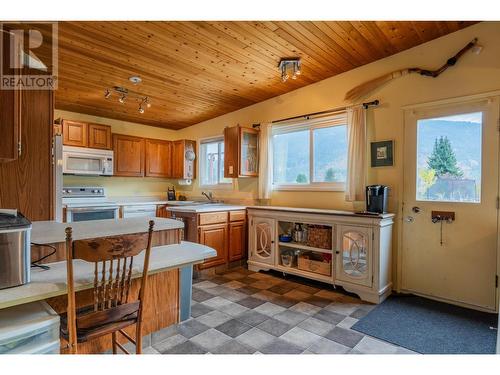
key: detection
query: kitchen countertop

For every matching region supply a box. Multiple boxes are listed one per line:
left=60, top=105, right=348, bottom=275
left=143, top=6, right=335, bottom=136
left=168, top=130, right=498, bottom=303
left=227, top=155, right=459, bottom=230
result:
left=114, top=196, right=169, bottom=206
left=247, top=205, right=395, bottom=219
left=0, top=241, right=216, bottom=310
left=63, top=196, right=170, bottom=208
left=166, top=204, right=247, bottom=213
left=31, top=217, right=184, bottom=245
left=63, top=196, right=221, bottom=208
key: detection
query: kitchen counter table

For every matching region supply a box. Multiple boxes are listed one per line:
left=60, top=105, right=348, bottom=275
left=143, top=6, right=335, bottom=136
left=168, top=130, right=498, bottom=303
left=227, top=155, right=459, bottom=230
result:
left=0, top=217, right=216, bottom=354
left=31, top=216, right=183, bottom=245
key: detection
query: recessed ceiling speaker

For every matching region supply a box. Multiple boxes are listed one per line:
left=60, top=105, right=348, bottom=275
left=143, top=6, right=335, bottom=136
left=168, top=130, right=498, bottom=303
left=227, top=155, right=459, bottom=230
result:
left=129, top=76, right=142, bottom=84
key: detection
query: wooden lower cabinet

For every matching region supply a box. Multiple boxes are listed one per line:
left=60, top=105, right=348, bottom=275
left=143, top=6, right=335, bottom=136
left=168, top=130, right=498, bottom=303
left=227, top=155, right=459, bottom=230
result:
left=228, top=221, right=246, bottom=262
left=168, top=210, right=247, bottom=269
left=198, top=223, right=227, bottom=269
left=156, top=205, right=170, bottom=218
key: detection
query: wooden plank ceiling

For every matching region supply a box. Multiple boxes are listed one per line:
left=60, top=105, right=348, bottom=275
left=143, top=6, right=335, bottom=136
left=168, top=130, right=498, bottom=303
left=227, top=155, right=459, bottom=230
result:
left=55, top=21, right=477, bottom=129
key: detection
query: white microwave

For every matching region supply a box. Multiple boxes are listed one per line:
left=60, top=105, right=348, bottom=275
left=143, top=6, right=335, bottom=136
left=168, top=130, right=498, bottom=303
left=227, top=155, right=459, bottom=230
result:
left=62, top=146, right=114, bottom=176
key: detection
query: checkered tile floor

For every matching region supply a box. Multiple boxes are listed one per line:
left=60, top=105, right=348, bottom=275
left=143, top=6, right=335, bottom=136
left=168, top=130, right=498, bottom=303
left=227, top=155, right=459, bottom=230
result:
left=144, top=268, right=417, bottom=354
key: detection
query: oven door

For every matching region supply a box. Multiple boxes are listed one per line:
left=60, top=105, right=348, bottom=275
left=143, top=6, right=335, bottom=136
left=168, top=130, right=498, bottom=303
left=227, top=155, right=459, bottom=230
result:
left=66, top=206, right=119, bottom=222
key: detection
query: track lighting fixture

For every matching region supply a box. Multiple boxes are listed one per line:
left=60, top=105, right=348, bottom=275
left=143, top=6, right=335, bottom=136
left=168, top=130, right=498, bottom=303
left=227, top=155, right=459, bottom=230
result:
left=103, top=86, right=152, bottom=113
left=278, top=58, right=301, bottom=83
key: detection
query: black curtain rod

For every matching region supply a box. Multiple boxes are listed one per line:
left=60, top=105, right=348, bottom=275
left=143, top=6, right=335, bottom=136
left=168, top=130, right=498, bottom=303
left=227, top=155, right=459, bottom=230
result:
left=252, top=100, right=379, bottom=128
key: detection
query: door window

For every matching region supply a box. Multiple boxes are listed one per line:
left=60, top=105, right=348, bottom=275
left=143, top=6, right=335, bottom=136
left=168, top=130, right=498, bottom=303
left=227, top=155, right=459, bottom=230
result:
left=416, top=111, right=482, bottom=203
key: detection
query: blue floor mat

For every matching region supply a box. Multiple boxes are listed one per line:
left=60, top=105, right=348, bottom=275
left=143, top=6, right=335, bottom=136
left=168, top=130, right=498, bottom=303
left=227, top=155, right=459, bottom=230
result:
left=352, top=295, right=498, bottom=354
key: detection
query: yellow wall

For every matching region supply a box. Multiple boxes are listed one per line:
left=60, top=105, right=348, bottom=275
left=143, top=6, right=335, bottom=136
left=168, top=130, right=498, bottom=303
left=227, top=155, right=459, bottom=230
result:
left=172, top=22, right=500, bottom=288
left=55, top=109, right=178, bottom=197
left=56, top=22, right=500, bottom=287
left=176, top=22, right=500, bottom=212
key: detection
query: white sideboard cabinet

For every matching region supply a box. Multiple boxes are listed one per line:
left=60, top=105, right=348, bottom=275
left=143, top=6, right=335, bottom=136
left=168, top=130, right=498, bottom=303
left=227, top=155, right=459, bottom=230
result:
left=247, top=207, right=395, bottom=304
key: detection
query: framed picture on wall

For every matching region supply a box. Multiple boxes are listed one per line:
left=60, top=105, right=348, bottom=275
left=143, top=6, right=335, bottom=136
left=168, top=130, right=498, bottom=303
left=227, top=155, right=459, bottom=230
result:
left=371, top=140, right=394, bottom=167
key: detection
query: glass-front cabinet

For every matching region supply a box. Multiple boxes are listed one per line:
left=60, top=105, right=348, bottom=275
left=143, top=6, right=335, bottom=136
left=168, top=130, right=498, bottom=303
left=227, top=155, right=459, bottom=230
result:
left=239, top=128, right=259, bottom=176
left=335, top=225, right=373, bottom=287
left=249, top=217, right=275, bottom=265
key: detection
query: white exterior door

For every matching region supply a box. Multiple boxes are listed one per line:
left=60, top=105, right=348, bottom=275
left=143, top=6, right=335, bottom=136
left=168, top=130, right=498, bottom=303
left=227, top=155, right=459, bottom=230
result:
left=402, top=98, right=499, bottom=311
left=336, top=225, right=373, bottom=287
left=249, top=217, right=276, bottom=265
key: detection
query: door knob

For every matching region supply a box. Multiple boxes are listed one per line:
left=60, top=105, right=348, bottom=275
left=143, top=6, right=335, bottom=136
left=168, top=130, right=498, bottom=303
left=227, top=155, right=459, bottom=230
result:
left=412, top=206, right=421, bottom=213
left=405, top=216, right=414, bottom=223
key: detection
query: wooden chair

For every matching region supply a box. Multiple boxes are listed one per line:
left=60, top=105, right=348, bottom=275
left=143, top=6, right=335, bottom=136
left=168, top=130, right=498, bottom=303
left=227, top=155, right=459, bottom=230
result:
left=61, top=220, right=155, bottom=354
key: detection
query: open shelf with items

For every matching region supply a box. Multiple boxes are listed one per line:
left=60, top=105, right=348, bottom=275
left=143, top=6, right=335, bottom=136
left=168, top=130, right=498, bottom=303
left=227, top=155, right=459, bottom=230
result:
left=247, top=207, right=395, bottom=304
left=275, top=219, right=334, bottom=280
left=274, top=264, right=333, bottom=284
left=278, top=241, right=332, bottom=254
left=277, top=220, right=333, bottom=251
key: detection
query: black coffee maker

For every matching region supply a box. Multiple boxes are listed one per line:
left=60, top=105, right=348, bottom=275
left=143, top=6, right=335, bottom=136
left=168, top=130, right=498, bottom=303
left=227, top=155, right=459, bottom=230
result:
left=167, top=186, right=176, bottom=201
left=366, top=185, right=389, bottom=214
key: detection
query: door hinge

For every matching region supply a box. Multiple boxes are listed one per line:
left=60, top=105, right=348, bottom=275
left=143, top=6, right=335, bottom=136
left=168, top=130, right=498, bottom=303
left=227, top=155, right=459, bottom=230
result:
left=18, top=141, right=22, bottom=156
left=496, top=275, right=498, bottom=288
left=497, top=196, right=500, bottom=210
left=372, top=231, right=374, bottom=241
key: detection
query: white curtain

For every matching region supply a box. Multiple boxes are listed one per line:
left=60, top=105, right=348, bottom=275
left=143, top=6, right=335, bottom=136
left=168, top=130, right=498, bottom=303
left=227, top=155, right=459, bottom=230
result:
left=258, top=122, right=273, bottom=200
left=345, top=106, right=367, bottom=202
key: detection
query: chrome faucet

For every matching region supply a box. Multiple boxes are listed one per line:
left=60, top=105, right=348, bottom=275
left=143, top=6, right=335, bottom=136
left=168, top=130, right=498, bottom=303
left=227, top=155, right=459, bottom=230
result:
left=202, top=191, right=214, bottom=202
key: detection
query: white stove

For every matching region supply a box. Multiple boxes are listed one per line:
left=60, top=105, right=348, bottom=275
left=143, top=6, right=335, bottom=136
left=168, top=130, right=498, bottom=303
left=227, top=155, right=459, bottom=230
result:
left=63, top=187, right=120, bottom=222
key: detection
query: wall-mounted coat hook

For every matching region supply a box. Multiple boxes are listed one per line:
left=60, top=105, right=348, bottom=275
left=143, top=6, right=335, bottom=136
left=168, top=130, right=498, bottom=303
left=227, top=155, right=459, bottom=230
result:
left=431, top=211, right=455, bottom=222
left=431, top=211, right=455, bottom=246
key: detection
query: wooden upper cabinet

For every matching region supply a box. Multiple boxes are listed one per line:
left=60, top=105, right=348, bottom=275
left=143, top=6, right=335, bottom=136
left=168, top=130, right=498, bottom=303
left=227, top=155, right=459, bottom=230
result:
left=172, top=139, right=196, bottom=180
left=88, top=123, right=112, bottom=149
left=113, top=134, right=145, bottom=177
left=62, top=120, right=88, bottom=147
left=224, top=125, right=259, bottom=178
left=61, top=120, right=111, bottom=149
left=0, top=31, right=21, bottom=163
left=145, top=139, right=172, bottom=177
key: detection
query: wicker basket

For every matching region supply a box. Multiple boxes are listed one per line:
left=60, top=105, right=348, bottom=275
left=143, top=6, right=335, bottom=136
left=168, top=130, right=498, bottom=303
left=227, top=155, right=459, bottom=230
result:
left=298, top=252, right=332, bottom=276
left=306, top=225, right=332, bottom=250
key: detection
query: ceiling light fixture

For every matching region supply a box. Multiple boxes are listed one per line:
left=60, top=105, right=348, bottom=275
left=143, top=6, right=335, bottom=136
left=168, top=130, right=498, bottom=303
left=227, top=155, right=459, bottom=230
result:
left=278, top=58, right=301, bottom=83
left=103, top=86, right=152, bottom=113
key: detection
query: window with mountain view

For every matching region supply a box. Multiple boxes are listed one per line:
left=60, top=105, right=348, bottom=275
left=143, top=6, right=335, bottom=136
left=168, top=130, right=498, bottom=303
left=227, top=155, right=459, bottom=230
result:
left=272, top=114, right=348, bottom=190
left=416, top=111, right=482, bottom=203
